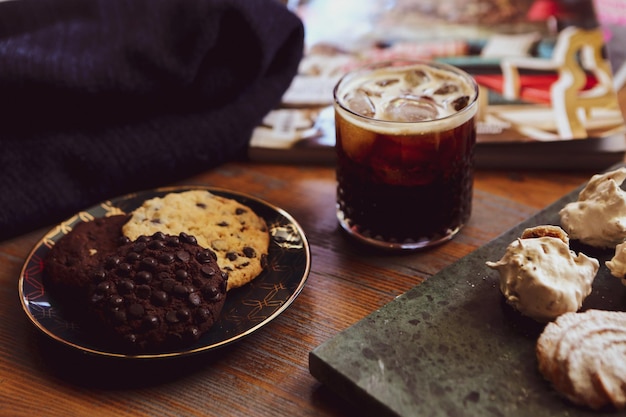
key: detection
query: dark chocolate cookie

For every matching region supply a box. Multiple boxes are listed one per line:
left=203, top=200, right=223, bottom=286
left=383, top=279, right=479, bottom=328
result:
left=87, top=232, right=228, bottom=352
left=44, top=215, right=130, bottom=313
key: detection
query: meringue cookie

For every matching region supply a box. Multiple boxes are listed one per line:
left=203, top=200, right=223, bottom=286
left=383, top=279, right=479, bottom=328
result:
left=559, top=168, right=626, bottom=248
left=486, top=229, right=599, bottom=322
left=606, top=241, right=626, bottom=285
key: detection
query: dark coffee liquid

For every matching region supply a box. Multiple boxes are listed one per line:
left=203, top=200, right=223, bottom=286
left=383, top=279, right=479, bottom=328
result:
left=336, top=113, right=475, bottom=245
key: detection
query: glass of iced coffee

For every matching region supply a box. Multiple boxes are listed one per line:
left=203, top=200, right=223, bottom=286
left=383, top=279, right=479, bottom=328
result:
left=333, top=60, right=479, bottom=250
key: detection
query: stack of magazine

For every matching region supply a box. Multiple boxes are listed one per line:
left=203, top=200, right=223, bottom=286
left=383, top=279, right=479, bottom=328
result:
left=249, top=0, right=626, bottom=170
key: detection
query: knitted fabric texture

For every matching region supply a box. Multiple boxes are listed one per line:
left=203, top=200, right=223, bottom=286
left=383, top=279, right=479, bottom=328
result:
left=0, top=0, right=304, bottom=240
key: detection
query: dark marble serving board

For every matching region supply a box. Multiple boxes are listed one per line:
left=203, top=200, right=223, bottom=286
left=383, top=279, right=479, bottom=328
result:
left=309, top=170, right=626, bottom=417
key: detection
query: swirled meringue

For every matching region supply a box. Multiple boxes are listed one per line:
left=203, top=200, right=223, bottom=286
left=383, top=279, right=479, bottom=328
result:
left=559, top=168, right=626, bottom=248
left=606, top=241, right=626, bottom=285
left=537, top=309, right=626, bottom=410
left=486, top=226, right=599, bottom=322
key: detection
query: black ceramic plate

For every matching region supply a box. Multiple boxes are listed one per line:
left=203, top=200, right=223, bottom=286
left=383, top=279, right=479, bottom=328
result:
left=19, top=186, right=311, bottom=359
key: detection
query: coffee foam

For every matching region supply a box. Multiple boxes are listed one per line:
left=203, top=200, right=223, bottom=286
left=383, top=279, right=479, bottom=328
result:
left=335, top=63, right=478, bottom=135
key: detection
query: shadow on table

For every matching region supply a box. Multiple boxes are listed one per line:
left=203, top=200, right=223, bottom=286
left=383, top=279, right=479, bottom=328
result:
left=34, top=332, right=237, bottom=389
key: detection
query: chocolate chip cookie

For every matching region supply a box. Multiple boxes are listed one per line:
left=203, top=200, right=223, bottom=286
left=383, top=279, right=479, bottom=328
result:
left=122, top=190, right=269, bottom=291
left=87, top=232, right=228, bottom=352
left=44, top=215, right=130, bottom=315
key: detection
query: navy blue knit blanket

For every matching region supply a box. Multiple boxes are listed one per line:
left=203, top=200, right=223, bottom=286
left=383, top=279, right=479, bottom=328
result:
left=0, top=0, right=304, bottom=240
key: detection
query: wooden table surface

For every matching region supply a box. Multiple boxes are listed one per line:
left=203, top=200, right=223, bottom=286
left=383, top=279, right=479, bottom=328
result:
left=1, top=89, right=624, bottom=417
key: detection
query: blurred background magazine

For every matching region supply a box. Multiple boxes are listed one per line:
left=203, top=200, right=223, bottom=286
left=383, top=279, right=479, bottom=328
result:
left=250, top=0, right=626, bottom=170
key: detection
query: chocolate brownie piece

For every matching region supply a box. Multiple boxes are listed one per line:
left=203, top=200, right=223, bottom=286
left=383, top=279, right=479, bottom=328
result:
left=87, top=232, right=228, bottom=352
left=44, top=215, right=130, bottom=314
